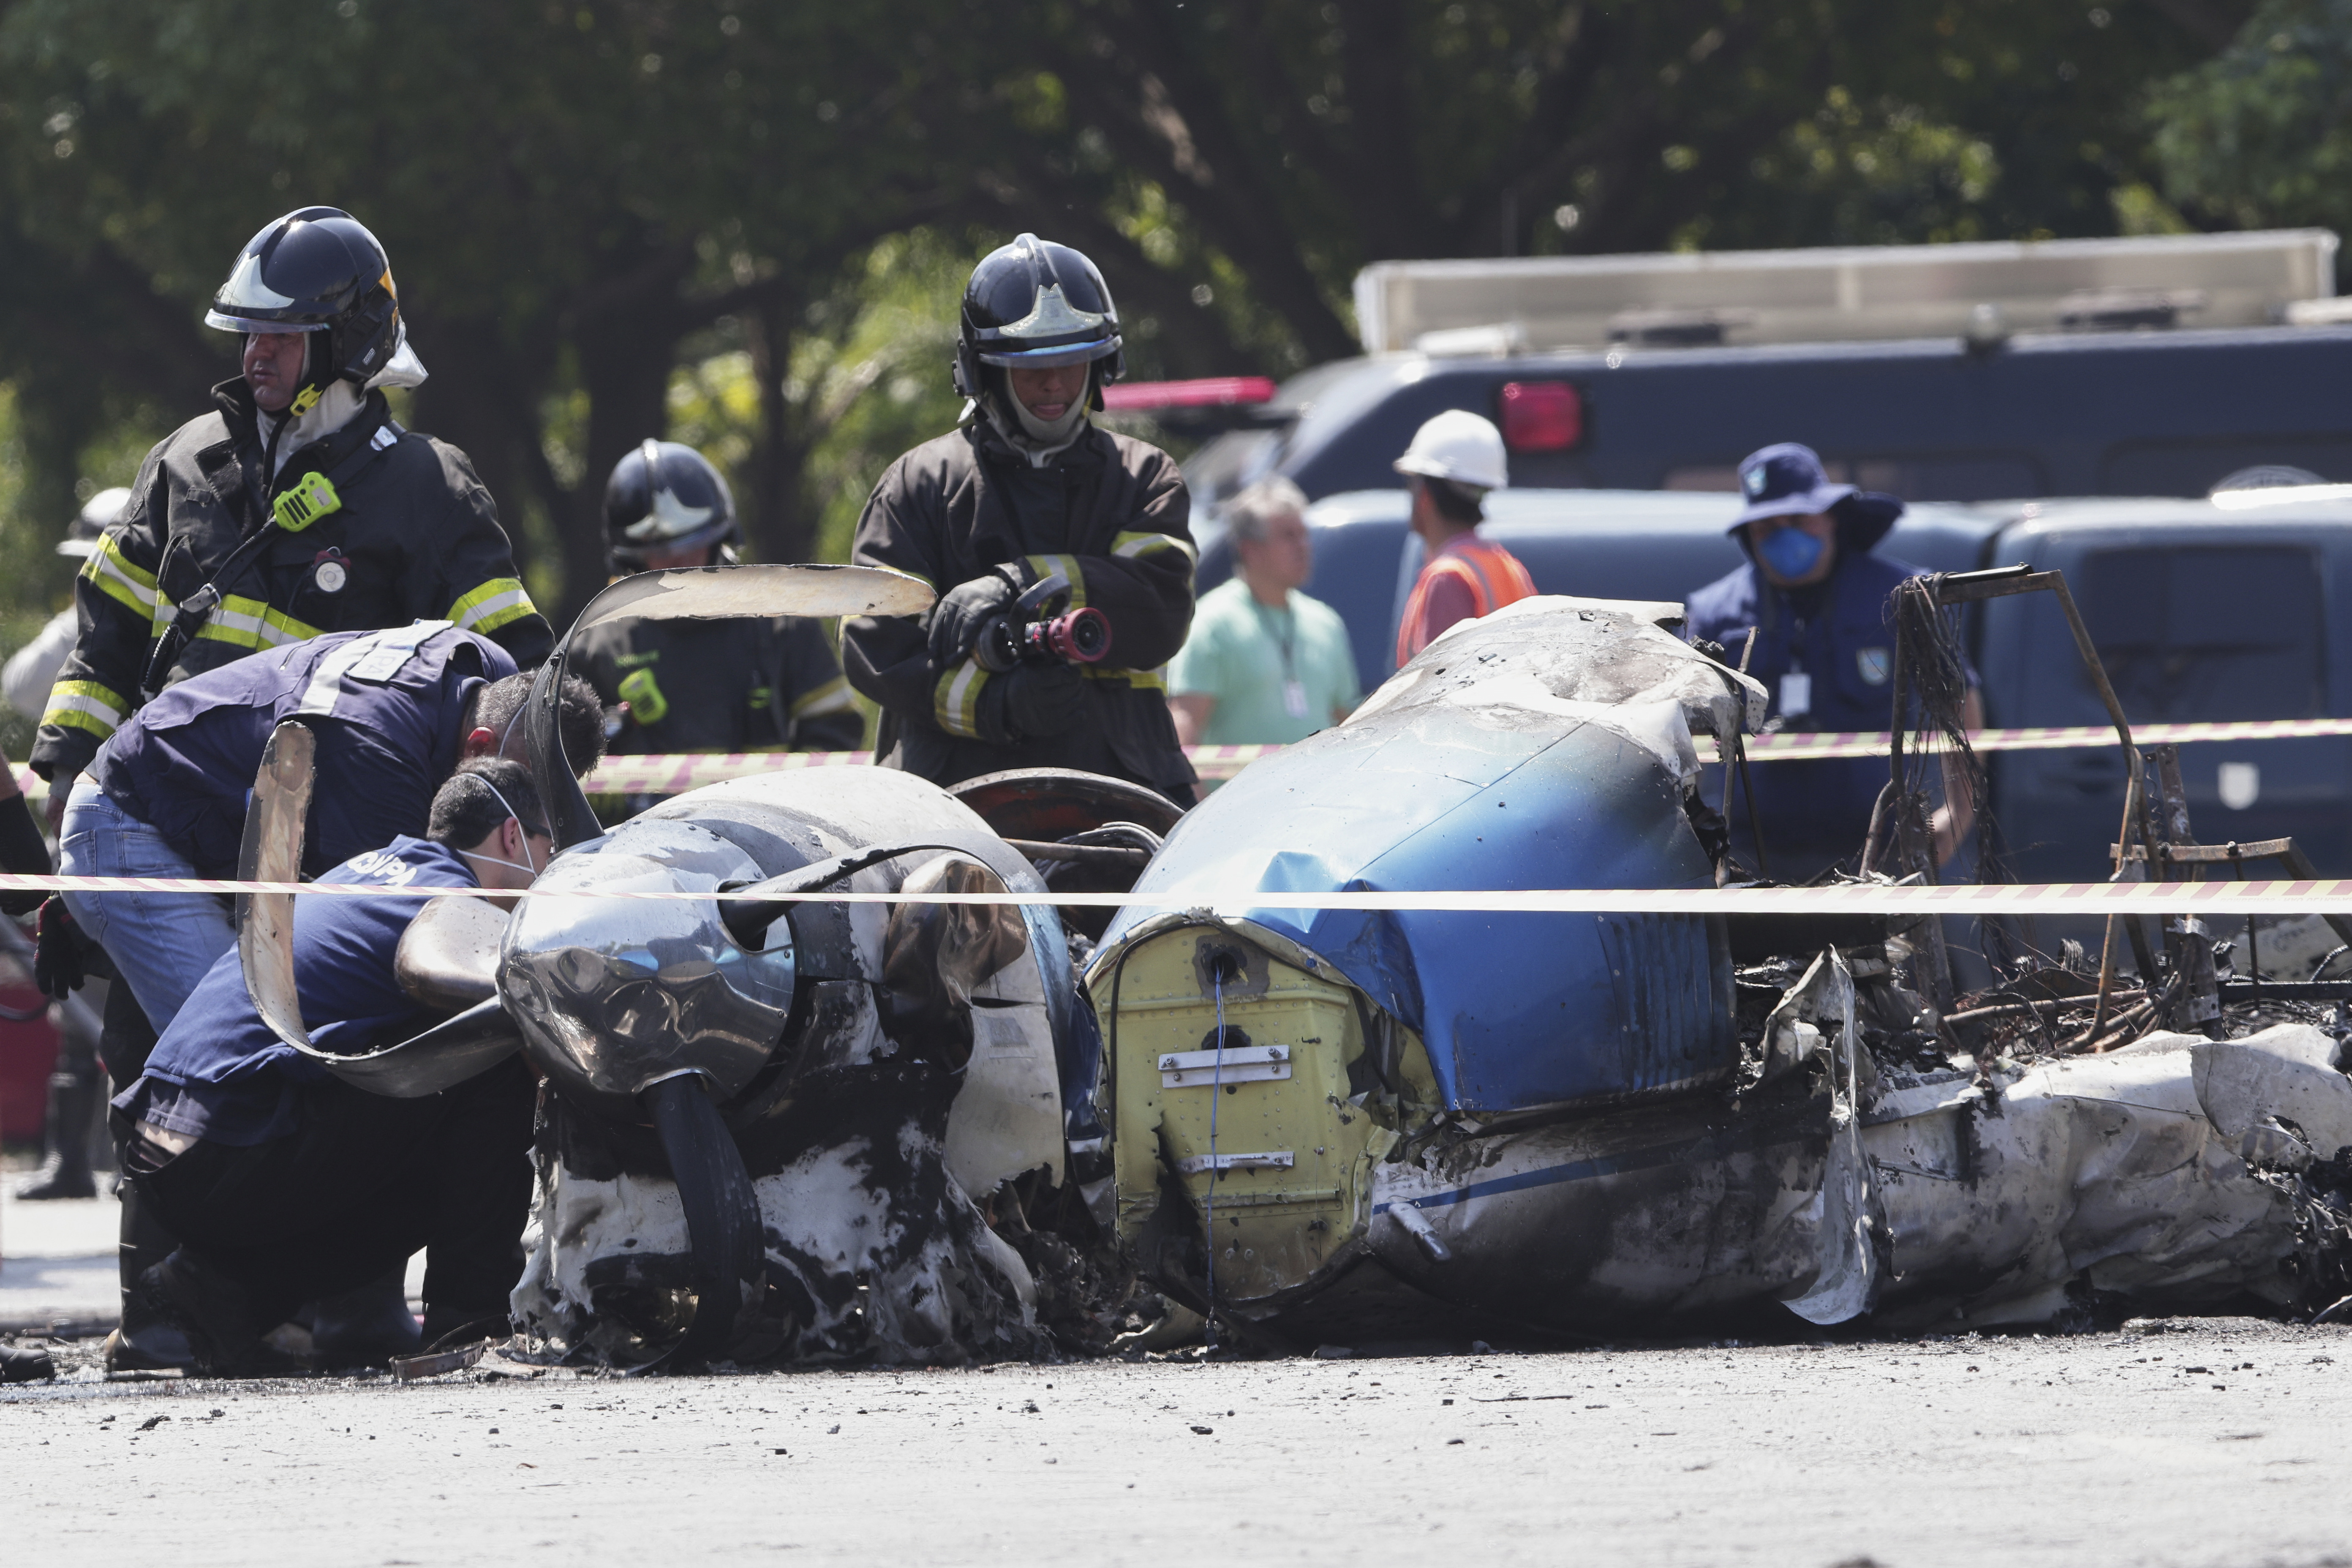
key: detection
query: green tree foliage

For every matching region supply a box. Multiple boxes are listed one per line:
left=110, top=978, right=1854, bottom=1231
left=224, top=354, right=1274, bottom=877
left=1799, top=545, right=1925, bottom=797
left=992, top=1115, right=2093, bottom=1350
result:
left=0, top=0, right=2254, bottom=632
left=0, top=0, right=964, bottom=615
left=2148, top=0, right=2352, bottom=235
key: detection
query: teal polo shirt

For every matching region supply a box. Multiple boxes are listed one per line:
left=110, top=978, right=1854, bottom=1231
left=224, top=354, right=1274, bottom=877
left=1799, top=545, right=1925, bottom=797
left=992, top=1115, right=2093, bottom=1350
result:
left=1168, top=577, right=1361, bottom=745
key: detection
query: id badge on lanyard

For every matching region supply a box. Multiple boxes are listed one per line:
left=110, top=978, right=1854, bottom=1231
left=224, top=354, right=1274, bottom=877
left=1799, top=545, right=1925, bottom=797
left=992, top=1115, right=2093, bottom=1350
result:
left=1282, top=679, right=1309, bottom=719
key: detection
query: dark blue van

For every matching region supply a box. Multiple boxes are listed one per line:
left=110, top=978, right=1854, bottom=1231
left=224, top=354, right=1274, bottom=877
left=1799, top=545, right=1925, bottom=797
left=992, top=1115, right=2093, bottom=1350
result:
left=1216, top=487, right=2352, bottom=881
left=1184, top=326, right=2352, bottom=516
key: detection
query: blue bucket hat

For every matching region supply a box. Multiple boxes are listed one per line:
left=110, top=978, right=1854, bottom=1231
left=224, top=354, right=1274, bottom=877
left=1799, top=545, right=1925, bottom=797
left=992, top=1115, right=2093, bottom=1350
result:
left=1733, top=443, right=1852, bottom=525
left=1729, top=441, right=1904, bottom=554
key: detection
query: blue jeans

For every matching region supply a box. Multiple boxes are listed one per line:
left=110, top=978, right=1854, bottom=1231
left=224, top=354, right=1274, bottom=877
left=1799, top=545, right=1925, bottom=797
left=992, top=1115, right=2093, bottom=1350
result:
left=58, top=776, right=235, bottom=1034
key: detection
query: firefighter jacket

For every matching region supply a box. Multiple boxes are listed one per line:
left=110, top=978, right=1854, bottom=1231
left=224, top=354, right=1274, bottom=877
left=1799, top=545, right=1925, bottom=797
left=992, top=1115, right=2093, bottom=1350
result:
left=31, top=378, right=552, bottom=783
left=841, top=422, right=1198, bottom=800
left=572, top=613, right=864, bottom=756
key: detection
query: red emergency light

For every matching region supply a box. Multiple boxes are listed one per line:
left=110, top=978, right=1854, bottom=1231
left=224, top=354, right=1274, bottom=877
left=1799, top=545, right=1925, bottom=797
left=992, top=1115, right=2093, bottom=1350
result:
left=1100, top=376, right=1279, bottom=412
left=1497, top=379, right=1584, bottom=452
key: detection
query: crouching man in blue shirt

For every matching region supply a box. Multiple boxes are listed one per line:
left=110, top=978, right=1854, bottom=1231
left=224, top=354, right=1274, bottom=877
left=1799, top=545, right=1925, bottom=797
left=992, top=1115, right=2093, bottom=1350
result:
left=113, top=758, right=552, bottom=1376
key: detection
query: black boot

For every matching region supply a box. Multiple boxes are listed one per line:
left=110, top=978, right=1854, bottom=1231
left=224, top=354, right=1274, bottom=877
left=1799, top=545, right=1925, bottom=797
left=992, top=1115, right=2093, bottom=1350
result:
left=308, top=1266, right=422, bottom=1367
left=135, top=1249, right=304, bottom=1379
left=0, top=1343, right=56, bottom=1383
left=14, top=1069, right=99, bottom=1200
left=103, top=1184, right=194, bottom=1374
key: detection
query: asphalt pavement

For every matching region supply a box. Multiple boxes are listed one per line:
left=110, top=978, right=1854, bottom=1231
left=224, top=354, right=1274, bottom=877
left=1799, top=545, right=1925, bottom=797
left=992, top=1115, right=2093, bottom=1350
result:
left=7, top=1314, right=2352, bottom=1567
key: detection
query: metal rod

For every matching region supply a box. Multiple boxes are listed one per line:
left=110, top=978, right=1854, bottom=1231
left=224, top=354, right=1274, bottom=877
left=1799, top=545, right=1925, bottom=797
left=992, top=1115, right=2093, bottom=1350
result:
left=2113, top=837, right=2296, bottom=864
left=1731, top=730, right=1769, bottom=879
left=1003, top=838, right=1152, bottom=867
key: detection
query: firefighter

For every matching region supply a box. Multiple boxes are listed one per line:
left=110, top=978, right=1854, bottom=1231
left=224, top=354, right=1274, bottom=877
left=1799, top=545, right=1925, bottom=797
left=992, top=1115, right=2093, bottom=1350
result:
left=571, top=441, right=862, bottom=803
left=840, top=234, right=1198, bottom=804
left=1392, top=410, right=1537, bottom=665
left=29, top=206, right=553, bottom=823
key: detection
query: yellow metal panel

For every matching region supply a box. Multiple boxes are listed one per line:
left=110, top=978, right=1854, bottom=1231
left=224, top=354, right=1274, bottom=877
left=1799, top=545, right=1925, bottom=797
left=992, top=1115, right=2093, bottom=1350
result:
left=1097, top=924, right=1404, bottom=1307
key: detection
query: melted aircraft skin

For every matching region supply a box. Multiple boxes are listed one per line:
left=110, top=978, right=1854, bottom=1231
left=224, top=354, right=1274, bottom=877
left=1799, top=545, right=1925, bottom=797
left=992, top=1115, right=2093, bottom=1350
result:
left=505, top=768, right=1068, bottom=1367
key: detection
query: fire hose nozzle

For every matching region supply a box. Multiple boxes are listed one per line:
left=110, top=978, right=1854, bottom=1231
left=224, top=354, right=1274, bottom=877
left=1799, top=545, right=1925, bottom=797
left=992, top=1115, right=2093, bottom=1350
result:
left=972, top=571, right=1114, bottom=670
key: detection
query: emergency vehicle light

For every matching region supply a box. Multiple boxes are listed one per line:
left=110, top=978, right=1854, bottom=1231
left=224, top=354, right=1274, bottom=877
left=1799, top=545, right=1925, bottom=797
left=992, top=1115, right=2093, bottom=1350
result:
left=1100, top=376, right=1279, bottom=411
left=1497, top=380, right=1583, bottom=452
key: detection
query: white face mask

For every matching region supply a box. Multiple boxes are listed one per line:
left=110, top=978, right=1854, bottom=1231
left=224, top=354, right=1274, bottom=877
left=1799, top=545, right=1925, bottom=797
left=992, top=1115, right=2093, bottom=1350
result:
left=458, top=774, right=544, bottom=879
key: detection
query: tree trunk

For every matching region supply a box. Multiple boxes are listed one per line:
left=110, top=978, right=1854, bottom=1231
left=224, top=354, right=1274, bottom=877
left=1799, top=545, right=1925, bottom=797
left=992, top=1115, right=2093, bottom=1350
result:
left=565, top=297, right=683, bottom=625
left=406, top=313, right=541, bottom=591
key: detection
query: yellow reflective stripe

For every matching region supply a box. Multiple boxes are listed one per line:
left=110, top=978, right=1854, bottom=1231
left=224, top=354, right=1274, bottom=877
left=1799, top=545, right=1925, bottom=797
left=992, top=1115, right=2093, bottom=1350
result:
left=790, top=675, right=855, bottom=717
left=448, top=577, right=539, bottom=636
left=1111, top=531, right=1196, bottom=566
left=84, top=533, right=161, bottom=621
left=187, top=592, right=322, bottom=653
left=41, top=680, right=126, bottom=739
left=934, top=659, right=991, bottom=739
left=1022, top=553, right=1087, bottom=609
left=1083, top=665, right=1165, bottom=690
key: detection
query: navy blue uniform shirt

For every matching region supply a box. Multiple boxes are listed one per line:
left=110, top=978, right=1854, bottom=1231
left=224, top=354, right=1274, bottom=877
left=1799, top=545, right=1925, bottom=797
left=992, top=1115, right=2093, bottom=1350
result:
left=115, top=836, right=482, bottom=1146
left=89, top=621, right=514, bottom=878
left=1686, top=551, right=1952, bottom=867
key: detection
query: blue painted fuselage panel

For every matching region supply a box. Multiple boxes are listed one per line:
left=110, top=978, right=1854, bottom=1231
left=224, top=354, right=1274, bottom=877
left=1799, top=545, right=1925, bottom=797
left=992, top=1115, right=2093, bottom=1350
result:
left=1113, top=704, right=1737, bottom=1113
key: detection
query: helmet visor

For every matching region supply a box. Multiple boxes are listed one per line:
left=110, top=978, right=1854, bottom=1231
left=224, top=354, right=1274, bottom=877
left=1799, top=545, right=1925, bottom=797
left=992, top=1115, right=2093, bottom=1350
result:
left=975, top=335, right=1118, bottom=369
left=206, top=247, right=338, bottom=333
left=203, top=312, right=324, bottom=335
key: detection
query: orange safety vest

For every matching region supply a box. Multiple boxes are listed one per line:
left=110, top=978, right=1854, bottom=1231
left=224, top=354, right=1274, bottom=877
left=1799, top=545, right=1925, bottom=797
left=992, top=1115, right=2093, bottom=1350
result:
left=1395, top=536, right=1539, bottom=666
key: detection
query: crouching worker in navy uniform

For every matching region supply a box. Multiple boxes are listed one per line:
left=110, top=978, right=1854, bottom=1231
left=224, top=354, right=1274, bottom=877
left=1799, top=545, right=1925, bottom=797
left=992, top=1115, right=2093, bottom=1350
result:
left=114, top=760, right=551, bottom=1376
left=1684, top=443, right=1981, bottom=882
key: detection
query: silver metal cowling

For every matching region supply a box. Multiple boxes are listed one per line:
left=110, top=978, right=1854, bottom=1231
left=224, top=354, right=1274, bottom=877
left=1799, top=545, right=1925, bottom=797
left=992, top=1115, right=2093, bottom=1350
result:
left=500, top=818, right=796, bottom=1105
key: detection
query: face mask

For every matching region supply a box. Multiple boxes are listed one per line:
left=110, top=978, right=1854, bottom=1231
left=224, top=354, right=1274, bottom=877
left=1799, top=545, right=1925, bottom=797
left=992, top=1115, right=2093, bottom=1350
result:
left=462, top=775, right=545, bottom=879
left=1756, top=523, right=1826, bottom=581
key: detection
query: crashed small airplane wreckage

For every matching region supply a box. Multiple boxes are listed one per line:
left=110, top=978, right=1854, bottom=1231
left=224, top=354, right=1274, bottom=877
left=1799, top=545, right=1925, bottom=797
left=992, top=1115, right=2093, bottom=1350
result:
left=239, top=564, right=1152, bottom=1370
left=1091, top=592, right=2352, bottom=1342
left=236, top=570, right=2352, bottom=1368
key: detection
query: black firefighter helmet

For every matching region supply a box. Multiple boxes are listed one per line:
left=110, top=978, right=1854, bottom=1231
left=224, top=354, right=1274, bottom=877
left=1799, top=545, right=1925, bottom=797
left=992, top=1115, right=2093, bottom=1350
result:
left=953, top=233, right=1125, bottom=416
left=604, top=440, right=740, bottom=572
left=205, top=207, right=413, bottom=412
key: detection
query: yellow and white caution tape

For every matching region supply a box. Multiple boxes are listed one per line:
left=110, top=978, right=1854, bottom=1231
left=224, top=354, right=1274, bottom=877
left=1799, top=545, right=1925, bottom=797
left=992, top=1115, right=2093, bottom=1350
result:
left=14, top=870, right=2352, bottom=916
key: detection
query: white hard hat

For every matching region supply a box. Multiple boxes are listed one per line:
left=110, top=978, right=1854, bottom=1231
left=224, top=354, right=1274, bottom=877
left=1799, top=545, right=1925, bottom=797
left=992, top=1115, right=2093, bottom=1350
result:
left=1393, top=409, right=1508, bottom=492
left=59, top=487, right=131, bottom=559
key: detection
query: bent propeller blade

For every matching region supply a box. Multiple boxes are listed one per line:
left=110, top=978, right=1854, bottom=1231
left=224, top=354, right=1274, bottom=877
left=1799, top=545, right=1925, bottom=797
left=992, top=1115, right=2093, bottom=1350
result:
left=237, top=719, right=317, bottom=1054
left=528, top=563, right=936, bottom=852
left=572, top=562, right=934, bottom=637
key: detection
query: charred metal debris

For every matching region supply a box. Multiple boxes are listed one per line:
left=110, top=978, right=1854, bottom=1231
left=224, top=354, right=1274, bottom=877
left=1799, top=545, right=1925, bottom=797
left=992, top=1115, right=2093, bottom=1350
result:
left=236, top=569, right=2352, bottom=1372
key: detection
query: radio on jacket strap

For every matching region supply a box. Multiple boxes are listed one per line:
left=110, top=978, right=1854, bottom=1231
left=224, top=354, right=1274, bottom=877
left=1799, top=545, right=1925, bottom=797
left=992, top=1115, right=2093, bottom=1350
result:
left=140, top=414, right=403, bottom=697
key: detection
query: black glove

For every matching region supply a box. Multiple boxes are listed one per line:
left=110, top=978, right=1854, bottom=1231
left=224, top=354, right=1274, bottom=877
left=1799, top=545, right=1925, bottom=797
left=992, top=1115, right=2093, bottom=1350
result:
left=33, top=897, right=84, bottom=1000
left=987, top=663, right=1086, bottom=743
left=927, top=571, right=1020, bottom=667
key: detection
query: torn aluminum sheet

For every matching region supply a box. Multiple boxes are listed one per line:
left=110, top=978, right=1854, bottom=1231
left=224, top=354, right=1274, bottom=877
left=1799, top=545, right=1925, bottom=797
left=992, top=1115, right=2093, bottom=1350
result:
left=499, top=767, right=1073, bottom=1367
left=1863, top=1022, right=2352, bottom=1329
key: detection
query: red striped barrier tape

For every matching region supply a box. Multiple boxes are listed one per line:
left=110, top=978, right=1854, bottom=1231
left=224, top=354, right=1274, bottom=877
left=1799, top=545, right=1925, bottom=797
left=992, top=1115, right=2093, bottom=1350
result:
left=564, top=716, right=2352, bottom=792
left=10, top=716, right=2349, bottom=803
left=13, top=870, right=2352, bottom=915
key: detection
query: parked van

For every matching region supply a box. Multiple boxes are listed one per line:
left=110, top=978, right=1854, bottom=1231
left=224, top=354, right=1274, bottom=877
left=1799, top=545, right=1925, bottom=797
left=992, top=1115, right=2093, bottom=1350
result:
left=1182, top=324, right=2352, bottom=525
left=1216, top=487, right=2352, bottom=881
left=1171, top=232, right=2352, bottom=527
